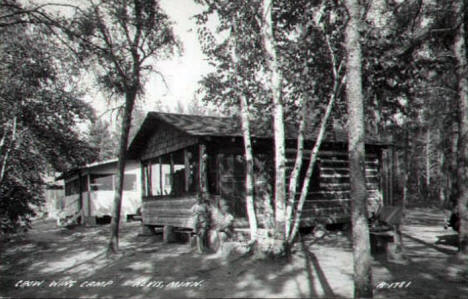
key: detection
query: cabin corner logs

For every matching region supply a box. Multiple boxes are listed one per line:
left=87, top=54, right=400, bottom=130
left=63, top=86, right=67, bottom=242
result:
left=130, top=113, right=389, bottom=243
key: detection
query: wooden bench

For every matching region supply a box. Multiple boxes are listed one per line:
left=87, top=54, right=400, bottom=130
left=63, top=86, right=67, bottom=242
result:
left=369, top=206, right=404, bottom=255
left=126, top=214, right=142, bottom=222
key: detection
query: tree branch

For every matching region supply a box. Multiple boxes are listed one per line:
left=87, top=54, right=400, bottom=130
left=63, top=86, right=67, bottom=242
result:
left=92, top=4, right=129, bottom=86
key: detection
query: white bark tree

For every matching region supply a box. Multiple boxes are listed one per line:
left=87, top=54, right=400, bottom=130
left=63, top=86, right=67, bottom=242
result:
left=453, top=0, right=468, bottom=257
left=343, top=0, right=373, bottom=297
left=261, top=0, right=287, bottom=239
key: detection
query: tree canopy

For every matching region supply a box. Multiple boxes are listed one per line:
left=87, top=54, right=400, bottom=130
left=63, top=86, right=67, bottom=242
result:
left=0, top=2, right=96, bottom=232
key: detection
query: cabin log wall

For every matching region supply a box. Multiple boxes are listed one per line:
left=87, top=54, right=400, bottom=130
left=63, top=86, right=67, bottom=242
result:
left=142, top=194, right=198, bottom=229
left=283, top=146, right=382, bottom=225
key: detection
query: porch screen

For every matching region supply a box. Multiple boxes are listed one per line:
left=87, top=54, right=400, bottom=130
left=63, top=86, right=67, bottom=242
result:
left=142, top=146, right=198, bottom=197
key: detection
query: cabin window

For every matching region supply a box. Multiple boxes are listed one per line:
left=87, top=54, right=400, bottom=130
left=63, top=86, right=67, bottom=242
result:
left=142, top=146, right=199, bottom=198
left=90, top=174, right=114, bottom=191
left=142, top=163, right=151, bottom=196
left=150, top=161, right=162, bottom=195
left=123, top=174, right=137, bottom=191
left=160, top=155, right=173, bottom=195
left=65, top=178, right=80, bottom=196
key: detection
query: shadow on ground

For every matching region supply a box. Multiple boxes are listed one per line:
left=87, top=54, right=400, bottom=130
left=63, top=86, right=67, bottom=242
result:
left=1, top=220, right=349, bottom=298
left=372, top=208, right=468, bottom=299
left=2, top=209, right=468, bottom=298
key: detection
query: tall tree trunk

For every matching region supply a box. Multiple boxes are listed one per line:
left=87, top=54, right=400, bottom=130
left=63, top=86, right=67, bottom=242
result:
left=285, top=102, right=307, bottom=238
left=107, top=88, right=136, bottom=255
left=403, top=123, right=410, bottom=208
left=425, top=128, right=431, bottom=189
left=230, top=24, right=259, bottom=241
left=344, top=0, right=373, bottom=297
left=240, top=92, right=259, bottom=240
left=454, top=0, right=468, bottom=257
left=262, top=0, right=287, bottom=237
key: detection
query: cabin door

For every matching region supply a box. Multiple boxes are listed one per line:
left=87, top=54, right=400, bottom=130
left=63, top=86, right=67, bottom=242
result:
left=218, top=153, right=246, bottom=218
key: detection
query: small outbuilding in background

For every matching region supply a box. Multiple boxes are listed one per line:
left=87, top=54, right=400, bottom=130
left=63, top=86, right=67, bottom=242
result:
left=56, top=159, right=141, bottom=226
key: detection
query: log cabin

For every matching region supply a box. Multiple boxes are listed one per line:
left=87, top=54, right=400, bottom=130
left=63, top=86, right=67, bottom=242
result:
left=56, top=159, right=141, bottom=225
left=127, top=112, right=390, bottom=234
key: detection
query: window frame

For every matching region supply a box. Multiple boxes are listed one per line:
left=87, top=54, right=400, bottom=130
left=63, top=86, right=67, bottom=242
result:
left=142, top=146, right=200, bottom=199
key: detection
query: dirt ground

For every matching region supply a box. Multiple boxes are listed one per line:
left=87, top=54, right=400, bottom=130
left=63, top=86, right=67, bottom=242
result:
left=1, top=208, right=467, bottom=298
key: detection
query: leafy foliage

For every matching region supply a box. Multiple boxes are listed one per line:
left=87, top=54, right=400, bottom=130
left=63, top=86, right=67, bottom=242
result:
left=195, top=0, right=346, bottom=122
left=87, top=119, right=118, bottom=162
left=57, top=0, right=179, bottom=97
left=0, top=3, right=96, bottom=233
left=359, top=0, right=461, bottom=207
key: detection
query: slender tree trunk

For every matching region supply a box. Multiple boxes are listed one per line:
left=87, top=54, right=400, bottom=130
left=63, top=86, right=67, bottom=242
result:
left=403, top=123, right=410, bottom=208
left=288, top=85, right=340, bottom=244
left=344, top=0, right=373, bottom=297
left=239, top=93, right=259, bottom=240
left=285, top=102, right=307, bottom=238
left=454, top=0, right=468, bottom=257
left=425, top=128, right=431, bottom=188
left=229, top=23, right=259, bottom=241
left=0, top=116, right=17, bottom=185
left=287, top=36, right=344, bottom=243
left=262, top=0, right=287, bottom=238
left=450, top=124, right=459, bottom=205
left=107, top=88, right=136, bottom=255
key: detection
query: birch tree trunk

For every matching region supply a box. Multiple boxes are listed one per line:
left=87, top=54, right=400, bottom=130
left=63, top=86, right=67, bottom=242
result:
left=343, top=0, right=373, bottom=297
left=239, top=92, right=259, bottom=240
left=288, top=87, right=339, bottom=244
left=453, top=0, right=468, bottom=257
left=262, top=0, right=287, bottom=237
left=285, top=103, right=307, bottom=238
left=286, top=33, right=344, bottom=243
left=230, top=23, right=259, bottom=241
left=0, top=117, right=16, bottom=186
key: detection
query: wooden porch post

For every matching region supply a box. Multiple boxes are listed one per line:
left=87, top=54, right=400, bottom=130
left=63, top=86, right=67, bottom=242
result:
left=140, top=162, right=146, bottom=197
left=78, top=172, right=83, bottom=211
left=184, top=149, right=190, bottom=193
left=159, top=157, right=163, bottom=196
left=148, top=163, right=153, bottom=196
left=392, top=145, right=398, bottom=206
left=389, top=148, right=394, bottom=206
left=78, top=172, right=83, bottom=225
left=170, top=153, right=174, bottom=192
left=87, top=174, right=91, bottom=217
left=381, top=150, right=388, bottom=206
left=199, top=144, right=208, bottom=194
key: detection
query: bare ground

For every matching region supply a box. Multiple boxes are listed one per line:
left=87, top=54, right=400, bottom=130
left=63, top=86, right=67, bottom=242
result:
left=1, top=208, right=467, bottom=298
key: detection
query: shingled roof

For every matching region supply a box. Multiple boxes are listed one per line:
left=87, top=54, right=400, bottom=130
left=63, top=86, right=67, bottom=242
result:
left=127, top=112, right=387, bottom=157
left=56, top=159, right=119, bottom=181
